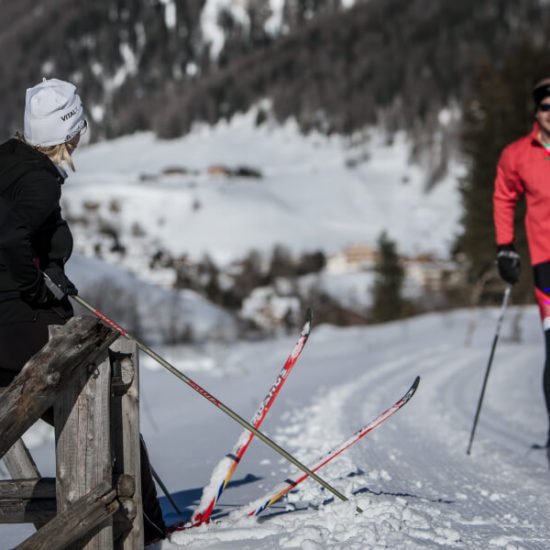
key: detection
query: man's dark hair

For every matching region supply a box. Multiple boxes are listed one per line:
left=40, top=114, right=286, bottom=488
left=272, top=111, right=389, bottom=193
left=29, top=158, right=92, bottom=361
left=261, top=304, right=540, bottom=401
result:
left=532, top=77, right=550, bottom=106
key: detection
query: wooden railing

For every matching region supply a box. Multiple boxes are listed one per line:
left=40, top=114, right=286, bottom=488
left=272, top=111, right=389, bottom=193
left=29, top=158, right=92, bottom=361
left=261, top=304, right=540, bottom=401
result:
left=0, top=316, right=144, bottom=549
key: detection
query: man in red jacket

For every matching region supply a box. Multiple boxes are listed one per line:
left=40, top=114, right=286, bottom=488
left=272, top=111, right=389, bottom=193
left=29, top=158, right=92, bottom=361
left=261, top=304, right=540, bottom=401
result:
left=493, top=77, right=550, bottom=448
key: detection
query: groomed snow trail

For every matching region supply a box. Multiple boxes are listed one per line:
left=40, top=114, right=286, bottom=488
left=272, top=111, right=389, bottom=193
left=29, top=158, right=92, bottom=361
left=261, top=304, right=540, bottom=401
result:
left=2, top=306, right=548, bottom=549
left=171, top=306, right=550, bottom=549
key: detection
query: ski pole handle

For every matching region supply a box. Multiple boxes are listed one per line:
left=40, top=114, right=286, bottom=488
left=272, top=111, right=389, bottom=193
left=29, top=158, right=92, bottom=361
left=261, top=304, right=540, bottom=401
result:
left=42, top=271, right=67, bottom=301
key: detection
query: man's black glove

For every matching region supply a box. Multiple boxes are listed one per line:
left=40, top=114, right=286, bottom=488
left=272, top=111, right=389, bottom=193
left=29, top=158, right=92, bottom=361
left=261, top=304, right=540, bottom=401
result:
left=44, top=264, right=78, bottom=297
left=496, top=243, right=521, bottom=285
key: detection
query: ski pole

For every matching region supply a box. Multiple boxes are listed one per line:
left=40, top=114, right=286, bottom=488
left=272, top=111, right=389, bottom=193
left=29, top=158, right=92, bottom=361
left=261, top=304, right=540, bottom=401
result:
left=466, top=285, right=512, bottom=456
left=151, top=466, right=183, bottom=515
left=62, top=291, right=361, bottom=513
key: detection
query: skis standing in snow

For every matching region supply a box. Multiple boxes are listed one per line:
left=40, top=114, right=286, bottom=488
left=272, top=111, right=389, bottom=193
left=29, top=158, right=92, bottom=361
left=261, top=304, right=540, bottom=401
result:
left=170, top=376, right=420, bottom=532
left=235, top=376, right=420, bottom=519
left=191, top=310, right=312, bottom=526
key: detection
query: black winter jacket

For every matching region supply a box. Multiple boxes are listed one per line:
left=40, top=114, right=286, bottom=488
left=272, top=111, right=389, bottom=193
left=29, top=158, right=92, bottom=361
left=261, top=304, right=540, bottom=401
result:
left=0, top=138, right=73, bottom=324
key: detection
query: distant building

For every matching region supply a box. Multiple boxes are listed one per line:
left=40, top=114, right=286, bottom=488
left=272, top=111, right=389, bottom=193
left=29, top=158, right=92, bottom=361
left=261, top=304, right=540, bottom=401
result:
left=327, top=243, right=378, bottom=273
left=328, top=244, right=452, bottom=292
left=207, top=164, right=232, bottom=177
left=403, top=254, right=454, bottom=291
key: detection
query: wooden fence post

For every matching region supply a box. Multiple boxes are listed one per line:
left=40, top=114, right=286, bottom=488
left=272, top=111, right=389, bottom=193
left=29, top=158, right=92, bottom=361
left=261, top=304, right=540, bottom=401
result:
left=54, top=348, right=114, bottom=549
left=0, top=316, right=118, bottom=459
left=0, top=319, right=148, bottom=549
left=110, top=338, right=144, bottom=549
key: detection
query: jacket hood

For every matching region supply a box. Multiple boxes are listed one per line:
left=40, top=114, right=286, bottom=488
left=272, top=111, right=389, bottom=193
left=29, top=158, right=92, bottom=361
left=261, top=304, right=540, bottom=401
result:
left=0, top=138, right=60, bottom=187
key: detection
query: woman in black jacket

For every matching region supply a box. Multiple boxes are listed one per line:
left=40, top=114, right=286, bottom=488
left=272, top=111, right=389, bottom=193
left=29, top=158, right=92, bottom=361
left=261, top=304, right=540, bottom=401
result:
left=0, top=79, right=82, bottom=385
left=0, top=78, right=166, bottom=545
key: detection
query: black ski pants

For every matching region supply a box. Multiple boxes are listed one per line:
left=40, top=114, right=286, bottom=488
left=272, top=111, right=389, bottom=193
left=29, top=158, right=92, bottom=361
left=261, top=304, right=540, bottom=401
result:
left=544, top=331, right=550, bottom=426
left=533, top=262, right=550, bottom=438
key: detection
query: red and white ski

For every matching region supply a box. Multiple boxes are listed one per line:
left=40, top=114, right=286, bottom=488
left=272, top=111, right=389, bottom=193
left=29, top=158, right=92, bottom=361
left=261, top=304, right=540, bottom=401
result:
left=190, top=309, right=313, bottom=526
left=233, top=376, right=420, bottom=519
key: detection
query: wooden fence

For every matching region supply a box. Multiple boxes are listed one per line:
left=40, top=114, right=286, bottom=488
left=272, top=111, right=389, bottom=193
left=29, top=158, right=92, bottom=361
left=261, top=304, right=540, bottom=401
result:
left=0, top=316, right=144, bottom=549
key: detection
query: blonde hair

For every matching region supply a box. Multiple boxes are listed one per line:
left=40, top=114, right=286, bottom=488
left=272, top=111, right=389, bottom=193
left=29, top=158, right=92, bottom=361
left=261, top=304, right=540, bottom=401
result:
left=15, top=132, right=76, bottom=171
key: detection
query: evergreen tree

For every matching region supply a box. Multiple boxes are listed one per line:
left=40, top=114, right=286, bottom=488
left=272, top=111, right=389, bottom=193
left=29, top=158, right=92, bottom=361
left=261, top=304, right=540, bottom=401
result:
left=268, top=244, right=295, bottom=281
left=371, top=231, right=406, bottom=322
left=456, top=39, right=550, bottom=303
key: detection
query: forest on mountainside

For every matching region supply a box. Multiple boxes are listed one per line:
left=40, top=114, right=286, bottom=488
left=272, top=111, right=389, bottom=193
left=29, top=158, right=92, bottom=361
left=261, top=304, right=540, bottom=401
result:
left=1, top=0, right=550, bottom=146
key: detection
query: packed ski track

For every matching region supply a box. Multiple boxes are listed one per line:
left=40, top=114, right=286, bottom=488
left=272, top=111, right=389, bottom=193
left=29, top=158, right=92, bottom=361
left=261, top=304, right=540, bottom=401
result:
left=2, top=306, right=549, bottom=549
left=165, top=305, right=550, bottom=549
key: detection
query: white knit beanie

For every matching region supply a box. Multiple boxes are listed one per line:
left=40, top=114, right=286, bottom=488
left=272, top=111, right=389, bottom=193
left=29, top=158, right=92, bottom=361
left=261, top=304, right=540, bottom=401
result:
left=24, top=78, right=86, bottom=147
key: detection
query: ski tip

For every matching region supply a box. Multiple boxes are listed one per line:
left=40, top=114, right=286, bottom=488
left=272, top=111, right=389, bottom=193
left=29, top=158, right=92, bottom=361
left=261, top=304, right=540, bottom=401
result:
left=401, top=376, right=420, bottom=402
left=301, top=308, right=313, bottom=334
left=410, top=376, right=420, bottom=394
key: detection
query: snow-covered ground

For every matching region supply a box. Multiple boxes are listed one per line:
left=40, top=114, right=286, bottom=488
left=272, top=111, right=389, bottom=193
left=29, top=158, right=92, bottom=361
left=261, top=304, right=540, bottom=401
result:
left=66, top=254, right=238, bottom=344
left=3, top=305, right=549, bottom=549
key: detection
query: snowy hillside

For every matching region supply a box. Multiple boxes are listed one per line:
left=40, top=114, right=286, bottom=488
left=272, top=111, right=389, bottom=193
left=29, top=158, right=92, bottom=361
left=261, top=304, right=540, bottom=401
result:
left=67, top=108, right=462, bottom=270
left=3, top=304, right=549, bottom=548
left=66, top=254, right=238, bottom=344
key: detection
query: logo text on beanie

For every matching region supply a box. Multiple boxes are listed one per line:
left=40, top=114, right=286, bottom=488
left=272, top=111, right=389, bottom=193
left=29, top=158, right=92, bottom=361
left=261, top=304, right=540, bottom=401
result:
left=61, top=106, right=80, bottom=122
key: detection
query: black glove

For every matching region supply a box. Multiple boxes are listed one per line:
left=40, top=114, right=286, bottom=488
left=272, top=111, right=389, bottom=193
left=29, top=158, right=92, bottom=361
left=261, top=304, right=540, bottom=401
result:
left=44, top=264, right=78, bottom=297
left=21, top=274, right=52, bottom=305
left=496, top=244, right=521, bottom=285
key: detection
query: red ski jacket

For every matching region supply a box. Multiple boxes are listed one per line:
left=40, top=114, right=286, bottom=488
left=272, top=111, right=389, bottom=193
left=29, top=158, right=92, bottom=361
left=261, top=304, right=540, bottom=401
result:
left=493, top=122, right=550, bottom=265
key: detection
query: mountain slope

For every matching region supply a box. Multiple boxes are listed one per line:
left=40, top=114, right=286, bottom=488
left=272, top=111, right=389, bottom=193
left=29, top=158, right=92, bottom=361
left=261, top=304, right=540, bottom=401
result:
left=65, top=108, right=462, bottom=273
left=2, top=0, right=550, bottom=147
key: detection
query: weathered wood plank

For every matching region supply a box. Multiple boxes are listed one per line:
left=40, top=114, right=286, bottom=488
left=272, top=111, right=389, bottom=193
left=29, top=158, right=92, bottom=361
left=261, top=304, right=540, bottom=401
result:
left=2, top=439, right=40, bottom=480
left=110, top=339, right=144, bottom=549
left=0, top=476, right=55, bottom=534
left=15, top=481, right=119, bottom=550
left=0, top=499, right=56, bottom=524
left=55, top=350, right=113, bottom=549
left=0, top=316, right=118, bottom=459
left=0, top=478, right=55, bottom=500
left=2, top=435, right=46, bottom=530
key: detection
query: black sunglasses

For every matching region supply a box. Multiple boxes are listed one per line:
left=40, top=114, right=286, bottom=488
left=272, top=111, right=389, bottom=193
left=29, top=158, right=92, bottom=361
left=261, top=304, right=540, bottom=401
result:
left=539, top=104, right=550, bottom=112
